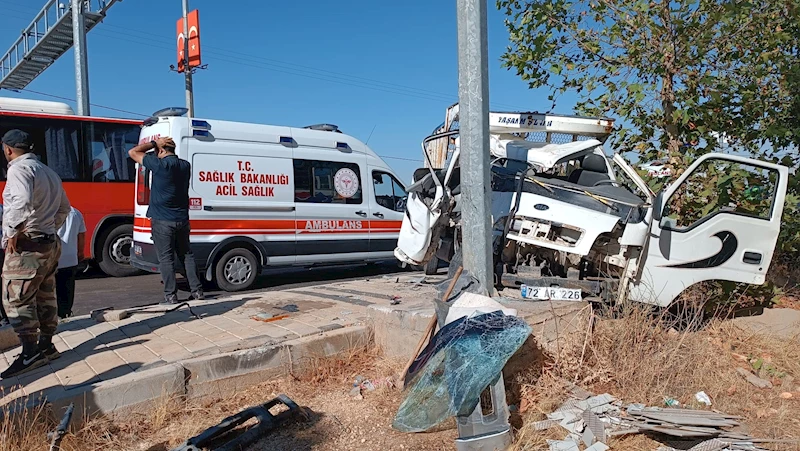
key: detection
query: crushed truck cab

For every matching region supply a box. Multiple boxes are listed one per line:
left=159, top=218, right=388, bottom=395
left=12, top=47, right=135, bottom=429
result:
left=396, top=103, right=789, bottom=307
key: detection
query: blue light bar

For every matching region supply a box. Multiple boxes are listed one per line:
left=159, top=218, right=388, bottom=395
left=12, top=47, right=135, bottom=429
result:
left=280, top=136, right=294, bottom=144
left=193, top=130, right=210, bottom=137
left=336, top=142, right=350, bottom=150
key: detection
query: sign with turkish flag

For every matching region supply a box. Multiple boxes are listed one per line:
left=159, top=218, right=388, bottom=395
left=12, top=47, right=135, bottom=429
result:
left=176, top=9, right=201, bottom=73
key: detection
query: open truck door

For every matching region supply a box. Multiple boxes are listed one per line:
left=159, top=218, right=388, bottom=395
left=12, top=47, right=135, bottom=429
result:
left=629, top=153, right=789, bottom=307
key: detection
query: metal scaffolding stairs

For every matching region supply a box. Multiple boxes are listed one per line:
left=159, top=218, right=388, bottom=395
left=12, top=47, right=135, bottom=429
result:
left=0, top=0, right=120, bottom=91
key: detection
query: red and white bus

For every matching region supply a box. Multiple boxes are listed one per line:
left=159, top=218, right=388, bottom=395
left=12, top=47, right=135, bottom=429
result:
left=0, top=97, right=142, bottom=277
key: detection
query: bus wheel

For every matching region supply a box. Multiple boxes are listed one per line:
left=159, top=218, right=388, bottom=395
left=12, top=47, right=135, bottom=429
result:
left=215, top=248, right=258, bottom=292
left=97, top=223, right=142, bottom=277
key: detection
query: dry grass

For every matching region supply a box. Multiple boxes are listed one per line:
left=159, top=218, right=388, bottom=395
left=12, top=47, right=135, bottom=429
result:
left=510, top=305, right=800, bottom=450
left=0, top=343, right=452, bottom=451
left=4, top=304, right=799, bottom=450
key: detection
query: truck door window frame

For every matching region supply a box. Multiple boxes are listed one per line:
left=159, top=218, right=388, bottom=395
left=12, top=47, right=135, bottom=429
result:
left=660, top=157, right=780, bottom=233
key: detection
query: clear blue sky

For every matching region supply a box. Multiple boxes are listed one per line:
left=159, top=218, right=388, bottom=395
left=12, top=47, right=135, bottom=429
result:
left=0, top=0, right=579, bottom=182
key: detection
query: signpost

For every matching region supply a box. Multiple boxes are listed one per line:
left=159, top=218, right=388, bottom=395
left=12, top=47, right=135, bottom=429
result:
left=177, top=2, right=201, bottom=116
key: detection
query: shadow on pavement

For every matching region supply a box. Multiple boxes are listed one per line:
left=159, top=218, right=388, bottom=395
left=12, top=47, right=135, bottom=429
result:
left=2, top=299, right=251, bottom=417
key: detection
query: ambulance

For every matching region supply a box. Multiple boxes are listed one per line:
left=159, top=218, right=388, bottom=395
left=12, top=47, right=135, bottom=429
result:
left=130, top=108, right=408, bottom=291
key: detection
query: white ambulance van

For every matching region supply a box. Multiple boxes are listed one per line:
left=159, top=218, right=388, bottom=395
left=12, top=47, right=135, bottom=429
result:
left=131, top=109, right=408, bottom=291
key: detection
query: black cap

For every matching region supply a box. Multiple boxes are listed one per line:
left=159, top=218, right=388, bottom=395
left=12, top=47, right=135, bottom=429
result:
left=1, top=130, right=32, bottom=150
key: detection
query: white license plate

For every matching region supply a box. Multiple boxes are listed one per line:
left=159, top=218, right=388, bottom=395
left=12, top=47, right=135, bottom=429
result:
left=520, top=285, right=582, bottom=301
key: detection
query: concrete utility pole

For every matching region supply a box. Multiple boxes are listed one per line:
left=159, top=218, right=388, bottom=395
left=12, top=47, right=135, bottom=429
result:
left=182, top=0, right=195, bottom=117
left=456, top=0, right=493, bottom=294
left=72, top=0, right=90, bottom=116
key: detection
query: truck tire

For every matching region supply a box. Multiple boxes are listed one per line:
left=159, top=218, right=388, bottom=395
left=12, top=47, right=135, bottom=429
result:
left=424, top=255, right=440, bottom=275
left=97, top=223, right=142, bottom=277
left=215, top=248, right=258, bottom=292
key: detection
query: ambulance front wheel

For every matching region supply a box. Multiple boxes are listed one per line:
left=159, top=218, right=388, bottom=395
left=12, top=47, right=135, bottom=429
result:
left=215, top=248, right=258, bottom=292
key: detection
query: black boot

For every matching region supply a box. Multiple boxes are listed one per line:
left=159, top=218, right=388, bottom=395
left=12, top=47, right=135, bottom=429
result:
left=38, top=335, right=60, bottom=361
left=1, top=337, right=46, bottom=379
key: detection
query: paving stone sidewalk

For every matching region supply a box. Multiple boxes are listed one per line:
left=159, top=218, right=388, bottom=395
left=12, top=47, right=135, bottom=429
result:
left=0, top=273, right=442, bottom=408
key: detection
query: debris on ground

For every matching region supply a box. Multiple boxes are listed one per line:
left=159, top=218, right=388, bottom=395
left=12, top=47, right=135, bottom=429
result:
left=170, top=394, right=303, bottom=451
left=393, top=299, right=531, bottom=432
left=279, top=304, right=300, bottom=312
left=695, top=391, right=712, bottom=406
left=736, top=367, right=773, bottom=389
left=48, top=403, right=74, bottom=451
left=390, top=295, right=402, bottom=305
left=384, top=275, right=432, bottom=285
left=251, top=313, right=290, bottom=322
left=535, top=387, right=784, bottom=451
left=349, top=375, right=396, bottom=400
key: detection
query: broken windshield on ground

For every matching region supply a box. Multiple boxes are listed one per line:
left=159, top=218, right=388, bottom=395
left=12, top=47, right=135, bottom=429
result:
left=392, top=310, right=532, bottom=433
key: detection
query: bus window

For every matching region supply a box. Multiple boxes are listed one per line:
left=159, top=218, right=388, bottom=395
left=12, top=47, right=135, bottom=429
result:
left=0, top=117, right=80, bottom=181
left=83, top=122, right=140, bottom=182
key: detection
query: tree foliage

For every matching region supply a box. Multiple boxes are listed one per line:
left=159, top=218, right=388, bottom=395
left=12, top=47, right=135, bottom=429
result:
left=498, top=0, right=799, bottom=256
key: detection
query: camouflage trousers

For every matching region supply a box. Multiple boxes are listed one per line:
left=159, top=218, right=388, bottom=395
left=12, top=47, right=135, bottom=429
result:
left=2, top=236, right=61, bottom=341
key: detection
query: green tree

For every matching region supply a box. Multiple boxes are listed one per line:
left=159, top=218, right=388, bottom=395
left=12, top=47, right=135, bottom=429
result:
left=498, top=0, right=797, bottom=160
left=498, top=0, right=799, bottom=255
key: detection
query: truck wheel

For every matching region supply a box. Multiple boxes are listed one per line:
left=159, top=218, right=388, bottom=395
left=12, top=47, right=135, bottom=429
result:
left=215, top=248, right=258, bottom=292
left=97, top=223, right=142, bottom=277
left=424, top=255, right=440, bottom=275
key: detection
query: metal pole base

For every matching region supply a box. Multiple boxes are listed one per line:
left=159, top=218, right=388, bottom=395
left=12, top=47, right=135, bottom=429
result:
left=455, top=428, right=513, bottom=451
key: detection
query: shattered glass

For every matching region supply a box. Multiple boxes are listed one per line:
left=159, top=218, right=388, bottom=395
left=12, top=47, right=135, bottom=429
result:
left=393, top=310, right=532, bottom=433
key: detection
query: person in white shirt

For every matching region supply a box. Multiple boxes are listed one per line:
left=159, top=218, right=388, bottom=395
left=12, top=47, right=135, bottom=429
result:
left=55, top=207, right=86, bottom=319
left=0, top=204, right=6, bottom=325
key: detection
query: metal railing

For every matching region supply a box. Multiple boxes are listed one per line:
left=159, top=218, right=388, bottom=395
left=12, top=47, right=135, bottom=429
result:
left=0, top=0, right=119, bottom=90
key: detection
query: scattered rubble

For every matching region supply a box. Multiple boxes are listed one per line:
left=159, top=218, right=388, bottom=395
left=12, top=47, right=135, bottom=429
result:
left=170, top=394, right=303, bottom=451
left=736, top=367, right=773, bottom=389
left=349, top=375, right=396, bottom=399
left=695, top=391, right=712, bottom=406
left=536, top=386, right=785, bottom=451
left=48, top=403, right=74, bottom=451
left=251, top=313, right=289, bottom=323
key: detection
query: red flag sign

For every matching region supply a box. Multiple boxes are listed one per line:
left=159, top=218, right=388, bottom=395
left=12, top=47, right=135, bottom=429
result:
left=177, top=9, right=201, bottom=73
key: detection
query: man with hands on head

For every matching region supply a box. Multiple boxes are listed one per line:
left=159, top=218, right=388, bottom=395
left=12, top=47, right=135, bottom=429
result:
left=128, top=136, right=204, bottom=305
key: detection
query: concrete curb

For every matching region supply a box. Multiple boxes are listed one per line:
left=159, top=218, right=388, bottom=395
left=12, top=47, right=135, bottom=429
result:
left=368, top=304, right=433, bottom=358
left=31, top=325, right=371, bottom=418
left=367, top=299, right=590, bottom=358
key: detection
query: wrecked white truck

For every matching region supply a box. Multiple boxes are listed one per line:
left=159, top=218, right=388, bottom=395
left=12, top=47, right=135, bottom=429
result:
left=395, top=104, right=789, bottom=307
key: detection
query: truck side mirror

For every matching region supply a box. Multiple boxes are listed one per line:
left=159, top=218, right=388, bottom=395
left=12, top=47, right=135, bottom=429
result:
left=652, top=190, right=664, bottom=221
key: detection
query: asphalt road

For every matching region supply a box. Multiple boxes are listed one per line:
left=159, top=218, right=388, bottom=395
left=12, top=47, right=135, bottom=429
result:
left=72, top=262, right=411, bottom=316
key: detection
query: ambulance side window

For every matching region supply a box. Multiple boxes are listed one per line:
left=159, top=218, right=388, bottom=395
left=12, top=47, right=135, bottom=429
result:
left=293, top=159, right=363, bottom=204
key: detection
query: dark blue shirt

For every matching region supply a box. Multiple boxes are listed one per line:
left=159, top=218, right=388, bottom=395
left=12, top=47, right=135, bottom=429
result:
left=142, top=153, right=191, bottom=222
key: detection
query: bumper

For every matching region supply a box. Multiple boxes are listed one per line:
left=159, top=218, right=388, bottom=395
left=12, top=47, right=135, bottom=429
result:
left=131, top=241, right=160, bottom=273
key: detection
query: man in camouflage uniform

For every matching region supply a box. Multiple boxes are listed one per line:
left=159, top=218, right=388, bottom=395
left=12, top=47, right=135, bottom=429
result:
left=1, top=130, right=70, bottom=379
